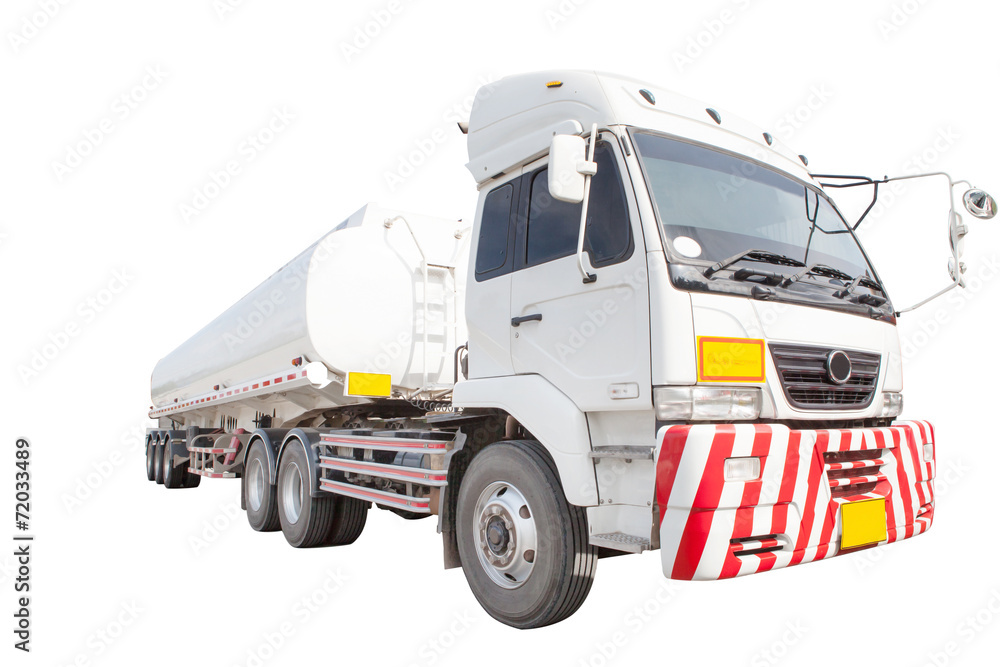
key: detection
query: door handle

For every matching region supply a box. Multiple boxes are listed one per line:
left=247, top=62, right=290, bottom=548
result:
left=511, top=313, right=543, bottom=327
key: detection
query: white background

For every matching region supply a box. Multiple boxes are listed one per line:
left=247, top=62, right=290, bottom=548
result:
left=3, top=1, right=1000, bottom=665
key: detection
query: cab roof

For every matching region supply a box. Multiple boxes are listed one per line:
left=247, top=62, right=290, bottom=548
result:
left=465, top=70, right=812, bottom=187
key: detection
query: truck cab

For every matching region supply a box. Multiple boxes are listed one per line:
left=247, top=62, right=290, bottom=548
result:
left=453, top=70, right=963, bottom=593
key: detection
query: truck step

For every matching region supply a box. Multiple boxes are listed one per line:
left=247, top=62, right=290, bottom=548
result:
left=588, top=446, right=654, bottom=462
left=319, top=479, right=432, bottom=513
left=589, top=532, right=652, bottom=553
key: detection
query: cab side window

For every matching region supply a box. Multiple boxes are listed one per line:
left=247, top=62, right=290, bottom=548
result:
left=522, top=142, right=632, bottom=269
left=475, top=182, right=516, bottom=281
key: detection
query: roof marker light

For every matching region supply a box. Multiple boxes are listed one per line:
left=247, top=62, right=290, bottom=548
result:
left=639, top=88, right=656, bottom=105
left=546, top=80, right=563, bottom=88
left=763, top=132, right=773, bottom=145
left=706, top=108, right=722, bottom=124
left=799, top=154, right=809, bottom=166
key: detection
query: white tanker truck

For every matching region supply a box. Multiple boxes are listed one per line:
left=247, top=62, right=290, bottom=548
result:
left=146, top=71, right=996, bottom=628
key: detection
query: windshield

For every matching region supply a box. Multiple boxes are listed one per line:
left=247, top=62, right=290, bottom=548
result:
left=631, top=131, right=874, bottom=279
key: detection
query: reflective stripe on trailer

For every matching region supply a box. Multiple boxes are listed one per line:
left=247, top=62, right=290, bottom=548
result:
left=149, top=368, right=310, bottom=418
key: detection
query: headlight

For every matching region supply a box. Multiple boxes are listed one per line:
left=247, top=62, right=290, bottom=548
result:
left=654, top=386, right=762, bottom=421
left=880, top=392, right=904, bottom=419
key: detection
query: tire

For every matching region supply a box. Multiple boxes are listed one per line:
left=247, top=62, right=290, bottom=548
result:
left=323, top=497, right=369, bottom=546
left=244, top=441, right=279, bottom=532
left=184, top=468, right=201, bottom=488
left=162, top=439, right=186, bottom=489
left=277, top=441, right=336, bottom=548
left=154, top=442, right=165, bottom=485
left=145, top=436, right=156, bottom=481
left=456, top=440, right=598, bottom=629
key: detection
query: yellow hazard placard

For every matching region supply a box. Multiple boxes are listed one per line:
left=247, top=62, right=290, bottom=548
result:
left=697, top=336, right=765, bottom=382
left=841, top=497, right=887, bottom=549
left=345, top=372, right=392, bottom=398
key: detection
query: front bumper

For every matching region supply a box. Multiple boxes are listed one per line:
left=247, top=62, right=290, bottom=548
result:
left=654, top=421, right=935, bottom=580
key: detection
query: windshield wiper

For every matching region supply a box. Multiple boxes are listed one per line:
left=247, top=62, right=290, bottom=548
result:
left=834, top=273, right=886, bottom=300
left=781, top=263, right=854, bottom=287
left=703, top=249, right=806, bottom=278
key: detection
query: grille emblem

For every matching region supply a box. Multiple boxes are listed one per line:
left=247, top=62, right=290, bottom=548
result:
left=826, top=350, right=853, bottom=385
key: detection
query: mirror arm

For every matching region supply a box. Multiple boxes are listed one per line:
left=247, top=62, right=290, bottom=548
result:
left=575, top=123, right=599, bottom=284
left=889, top=172, right=969, bottom=316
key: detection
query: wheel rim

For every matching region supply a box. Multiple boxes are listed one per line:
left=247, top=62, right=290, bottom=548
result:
left=472, top=481, right=537, bottom=589
left=247, top=457, right=265, bottom=512
left=281, top=462, right=303, bottom=524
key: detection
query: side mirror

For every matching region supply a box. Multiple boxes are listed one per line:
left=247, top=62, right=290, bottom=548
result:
left=963, top=189, right=996, bottom=220
left=548, top=134, right=588, bottom=203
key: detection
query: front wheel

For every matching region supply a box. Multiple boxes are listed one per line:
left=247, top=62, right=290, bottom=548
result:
left=456, top=441, right=597, bottom=629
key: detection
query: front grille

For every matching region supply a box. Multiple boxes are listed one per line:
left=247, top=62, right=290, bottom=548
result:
left=770, top=344, right=880, bottom=410
left=823, top=449, right=887, bottom=499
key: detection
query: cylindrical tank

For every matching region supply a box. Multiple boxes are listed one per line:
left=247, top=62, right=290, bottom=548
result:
left=151, top=204, right=469, bottom=408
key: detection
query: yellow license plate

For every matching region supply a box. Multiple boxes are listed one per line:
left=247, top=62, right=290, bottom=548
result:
left=841, top=497, right=887, bottom=549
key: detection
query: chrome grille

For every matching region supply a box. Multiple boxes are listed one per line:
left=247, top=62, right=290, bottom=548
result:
left=769, top=344, right=880, bottom=410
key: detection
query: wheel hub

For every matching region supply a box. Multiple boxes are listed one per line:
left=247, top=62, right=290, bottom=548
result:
left=473, top=481, right=536, bottom=589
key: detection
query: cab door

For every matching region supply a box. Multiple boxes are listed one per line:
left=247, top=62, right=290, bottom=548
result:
left=509, top=135, right=651, bottom=412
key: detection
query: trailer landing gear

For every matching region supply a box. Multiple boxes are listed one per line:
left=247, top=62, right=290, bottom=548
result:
left=456, top=441, right=597, bottom=629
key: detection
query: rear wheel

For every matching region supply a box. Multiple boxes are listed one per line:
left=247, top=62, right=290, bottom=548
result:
left=277, top=442, right=335, bottom=548
left=324, top=497, right=369, bottom=546
left=162, top=439, right=186, bottom=489
left=154, top=441, right=165, bottom=485
left=244, top=441, right=279, bottom=532
left=456, top=441, right=597, bottom=629
left=145, top=435, right=156, bottom=481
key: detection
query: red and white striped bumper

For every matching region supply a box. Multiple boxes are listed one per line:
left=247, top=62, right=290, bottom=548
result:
left=654, top=421, right=935, bottom=581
